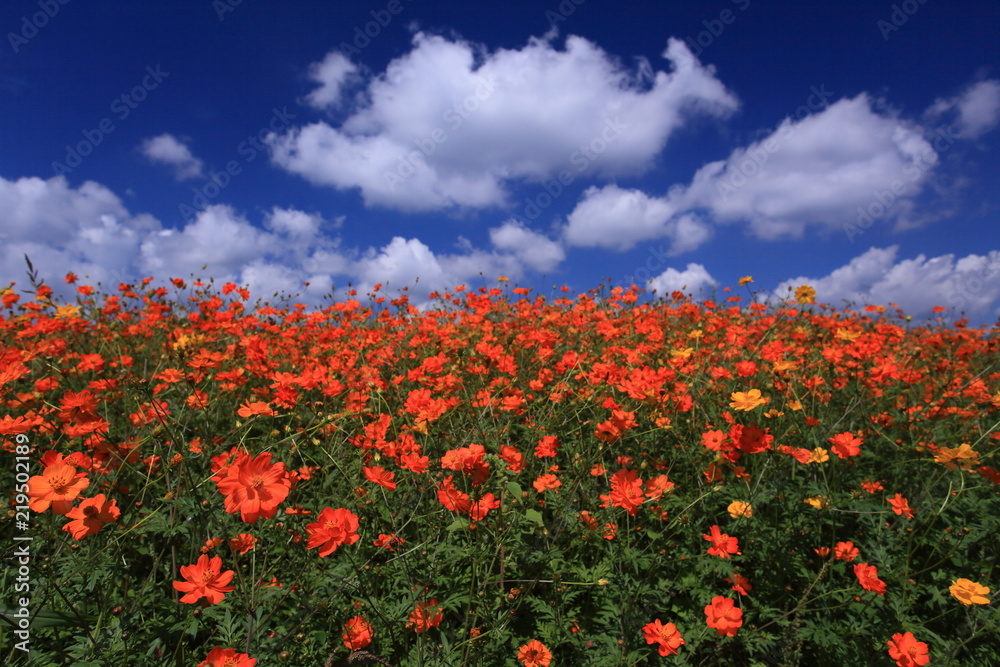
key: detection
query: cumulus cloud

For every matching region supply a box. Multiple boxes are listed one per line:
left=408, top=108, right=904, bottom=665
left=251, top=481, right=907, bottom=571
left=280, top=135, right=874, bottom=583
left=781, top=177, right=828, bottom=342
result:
left=677, top=94, right=937, bottom=238
left=140, top=134, right=204, bottom=180
left=647, top=263, right=716, bottom=296
left=0, top=175, right=565, bottom=309
left=267, top=32, right=738, bottom=212
left=925, top=79, right=1000, bottom=139
left=770, top=246, right=1000, bottom=325
left=305, top=51, right=360, bottom=109
left=562, top=184, right=711, bottom=253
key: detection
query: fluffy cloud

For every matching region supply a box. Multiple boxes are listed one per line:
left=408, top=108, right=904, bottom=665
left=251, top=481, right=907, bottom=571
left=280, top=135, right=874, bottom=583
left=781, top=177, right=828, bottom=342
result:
left=770, top=246, right=1000, bottom=325
left=647, top=263, right=716, bottom=296
left=562, top=184, right=711, bottom=253
left=304, top=51, right=360, bottom=109
left=267, top=32, right=738, bottom=212
left=0, top=175, right=565, bottom=309
left=678, top=94, right=937, bottom=239
left=140, top=134, right=204, bottom=180
left=926, top=79, right=1000, bottom=139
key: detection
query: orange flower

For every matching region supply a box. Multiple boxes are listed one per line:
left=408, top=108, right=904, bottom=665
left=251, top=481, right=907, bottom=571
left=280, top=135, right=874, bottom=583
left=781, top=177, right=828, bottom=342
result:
left=214, top=451, right=291, bottom=524
left=887, top=493, right=915, bottom=519
left=342, top=616, right=373, bottom=651
left=363, top=466, right=396, bottom=491
left=173, top=555, right=236, bottom=605
left=28, top=462, right=89, bottom=515
left=305, top=507, right=360, bottom=557
left=642, top=619, right=685, bottom=656
left=887, top=631, right=930, bottom=667
left=794, top=284, right=816, bottom=304
left=236, top=401, right=277, bottom=417
left=727, top=500, right=752, bottom=518
left=199, top=647, right=256, bottom=666
left=599, top=468, right=646, bottom=515
left=535, top=435, right=559, bottom=458
left=373, top=533, right=406, bottom=551
left=61, top=494, right=120, bottom=540
left=834, top=541, right=859, bottom=562
left=949, top=578, right=990, bottom=605
left=861, top=479, right=884, bottom=494
left=229, top=533, right=258, bottom=555
left=704, top=525, right=741, bottom=558
left=729, top=389, right=767, bottom=411
left=705, top=596, right=743, bottom=637
left=517, top=639, right=552, bottom=667
left=854, top=562, right=887, bottom=595
left=437, top=475, right=472, bottom=513
left=469, top=493, right=501, bottom=521
left=532, top=473, right=561, bottom=493
left=829, top=432, right=862, bottom=459
left=727, top=573, right=752, bottom=595
left=934, top=443, right=978, bottom=471
left=407, top=599, right=444, bottom=634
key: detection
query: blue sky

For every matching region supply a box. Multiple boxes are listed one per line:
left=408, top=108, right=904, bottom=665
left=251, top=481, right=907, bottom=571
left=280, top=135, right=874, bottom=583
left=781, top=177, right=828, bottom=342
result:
left=2, top=0, right=999, bottom=324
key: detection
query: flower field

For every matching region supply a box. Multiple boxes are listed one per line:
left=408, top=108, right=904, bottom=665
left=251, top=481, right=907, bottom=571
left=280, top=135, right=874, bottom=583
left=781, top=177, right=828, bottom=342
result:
left=1, top=272, right=997, bottom=666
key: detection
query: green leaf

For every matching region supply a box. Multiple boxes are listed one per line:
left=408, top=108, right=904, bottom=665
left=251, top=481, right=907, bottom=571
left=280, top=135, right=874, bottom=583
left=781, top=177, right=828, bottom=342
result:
left=525, top=509, right=544, bottom=526
left=446, top=517, right=470, bottom=532
left=506, top=481, right=523, bottom=498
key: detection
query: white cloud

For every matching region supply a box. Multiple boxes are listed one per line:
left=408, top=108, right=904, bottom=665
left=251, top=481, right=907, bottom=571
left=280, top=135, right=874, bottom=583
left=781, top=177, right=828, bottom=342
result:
left=647, top=263, right=716, bottom=296
left=562, top=184, right=712, bottom=254
left=140, top=134, right=204, bottom=180
left=489, top=220, right=565, bottom=272
left=770, top=246, right=1000, bottom=324
left=677, top=94, right=937, bottom=238
left=305, top=51, right=360, bottom=109
left=926, top=79, right=1000, bottom=139
left=0, top=174, right=564, bottom=309
left=268, top=32, right=738, bottom=212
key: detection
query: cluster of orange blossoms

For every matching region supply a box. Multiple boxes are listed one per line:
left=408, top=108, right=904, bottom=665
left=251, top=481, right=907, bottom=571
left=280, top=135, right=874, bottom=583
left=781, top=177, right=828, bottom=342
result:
left=6, top=275, right=998, bottom=664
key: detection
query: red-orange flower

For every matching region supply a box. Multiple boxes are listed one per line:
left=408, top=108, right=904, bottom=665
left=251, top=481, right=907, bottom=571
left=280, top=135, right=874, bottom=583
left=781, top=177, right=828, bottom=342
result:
left=834, top=541, right=859, bottom=562
left=198, top=647, right=256, bottom=666
left=28, top=462, right=89, bottom=515
left=343, top=615, right=373, bottom=650
left=727, top=573, right=752, bottom=595
left=887, top=631, right=930, bottom=667
left=61, top=494, right=120, bottom=540
left=517, top=639, right=552, bottom=667
left=173, top=554, right=236, bottom=605
left=214, top=451, right=291, bottom=523
left=600, top=468, right=646, bottom=515
left=705, top=596, right=743, bottom=637
left=229, top=533, right=258, bottom=555
left=363, top=465, right=396, bottom=491
left=373, top=533, right=406, bottom=551
left=642, top=619, right=685, bottom=656
left=854, top=562, right=887, bottom=595
left=887, top=493, right=915, bottom=519
left=407, top=599, right=444, bottom=634
left=704, top=525, right=741, bottom=558
left=829, top=432, right=863, bottom=459
left=437, top=475, right=471, bottom=513
left=305, top=507, right=361, bottom=557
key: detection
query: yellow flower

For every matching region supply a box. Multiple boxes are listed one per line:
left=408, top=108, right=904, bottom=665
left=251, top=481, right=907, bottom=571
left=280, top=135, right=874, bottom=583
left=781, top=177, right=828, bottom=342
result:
left=727, top=501, right=752, bottom=518
left=807, top=448, right=829, bottom=464
left=729, top=389, right=767, bottom=411
left=55, top=304, right=81, bottom=318
left=934, top=444, right=978, bottom=471
left=739, top=276, right=753, bottom=286
left=950, top=578, right=990, bottom=605
left=763, top=408, right=784, bottom=419
left=772, top=360, right=797, bottom=372
left=803, top=495, right=828, bottom=509
left=794, top=285, right=816, bottom=304
left=672, top=347, right=694, bottom=359
left=834, top=328, right=862, bottom=342
left=497, top=276, right=509, bottom=282
left=787, top=400, right=803, bottom=411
